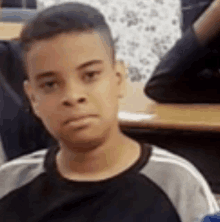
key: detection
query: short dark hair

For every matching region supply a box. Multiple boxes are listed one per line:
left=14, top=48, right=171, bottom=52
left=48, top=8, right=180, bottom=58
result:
left=20, top=2, right=115, bottom=73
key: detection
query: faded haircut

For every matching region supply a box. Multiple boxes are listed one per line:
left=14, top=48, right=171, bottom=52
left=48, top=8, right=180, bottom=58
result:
left=20, top=2, right=115, bottom=79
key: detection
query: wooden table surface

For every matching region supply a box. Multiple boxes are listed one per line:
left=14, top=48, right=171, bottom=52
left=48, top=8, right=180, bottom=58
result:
left=0, top=22, right=23, bottom=40
left=119, top=103, right=220, bottom=132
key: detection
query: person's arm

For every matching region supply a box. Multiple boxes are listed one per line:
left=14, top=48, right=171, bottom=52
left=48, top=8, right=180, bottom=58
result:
left=193, top=0, right=220, bottom=47
left=145, top=0, right=220, bottom=103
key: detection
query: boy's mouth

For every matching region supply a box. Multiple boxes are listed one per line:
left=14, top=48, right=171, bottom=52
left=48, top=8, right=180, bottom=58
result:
left=64, top=114, right=98, bottom=125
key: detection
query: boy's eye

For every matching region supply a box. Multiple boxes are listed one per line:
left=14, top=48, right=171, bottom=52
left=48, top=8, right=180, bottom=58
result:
left=44, top=81, right=57, bottom=87
left=84, top=71, right=100, bottom=82
left=40, top=81, right=58, bottom=92
left=45, top=81, right=56, bottom=87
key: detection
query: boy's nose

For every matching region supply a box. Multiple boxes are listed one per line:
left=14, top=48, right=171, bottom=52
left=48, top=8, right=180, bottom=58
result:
left=61, top=82, right=87, bottom=106
left=62, top=97, right=86, bottom=106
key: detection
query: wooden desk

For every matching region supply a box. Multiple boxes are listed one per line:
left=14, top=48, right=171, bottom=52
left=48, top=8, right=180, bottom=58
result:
left=0, top=22, right=23, bottom=40
left=119, top=103, right=220, bottom=132
left=0, top=8, right=37, bottom=40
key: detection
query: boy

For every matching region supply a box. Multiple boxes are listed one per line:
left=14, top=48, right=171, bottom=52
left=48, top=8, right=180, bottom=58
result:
left=0, top=2, right=218, bottom=222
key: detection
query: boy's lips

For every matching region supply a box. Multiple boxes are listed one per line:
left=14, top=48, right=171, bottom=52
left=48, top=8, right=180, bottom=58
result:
left=64, top=114, right=98, bottom=125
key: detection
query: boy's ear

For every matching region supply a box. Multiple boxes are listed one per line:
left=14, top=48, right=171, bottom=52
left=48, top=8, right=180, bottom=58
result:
left=115, top=60, right=128, bottom=98
left=23, top=80, right=40, bottom=117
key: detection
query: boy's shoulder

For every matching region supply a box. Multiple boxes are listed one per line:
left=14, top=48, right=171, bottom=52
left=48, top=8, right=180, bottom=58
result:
left=144, top=145, right=207, bottom=183
left=142, top=145, right=214, bottom=193
left=0, top=149, right=47, bottom=199
left=142, top=145, right=219, bottom=222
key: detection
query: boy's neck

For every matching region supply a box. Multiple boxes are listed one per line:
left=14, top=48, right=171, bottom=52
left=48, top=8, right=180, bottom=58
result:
left=56, top=132, right=141, bottom=182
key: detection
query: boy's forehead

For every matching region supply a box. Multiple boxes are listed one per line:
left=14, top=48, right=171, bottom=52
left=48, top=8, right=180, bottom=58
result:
left=26, top=31, right=112, bottom=72
left=28, top=31, right=110, bottom=57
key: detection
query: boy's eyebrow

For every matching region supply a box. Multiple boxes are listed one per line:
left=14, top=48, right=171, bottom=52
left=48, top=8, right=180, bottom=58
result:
left=35, top=71, right=56, bottom=81
left=34, top=60, right=104, bottom=81
left=76, top=60, right=104, bottom=71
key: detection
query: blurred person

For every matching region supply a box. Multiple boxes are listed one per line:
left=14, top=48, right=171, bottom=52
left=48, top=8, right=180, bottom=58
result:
left=0, top=0, right=54, bottom=161
left=145, top=0, right=220, bottom=103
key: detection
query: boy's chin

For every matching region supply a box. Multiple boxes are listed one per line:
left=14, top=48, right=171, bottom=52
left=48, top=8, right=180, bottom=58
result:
left=59, top=133, right=107, bottom=152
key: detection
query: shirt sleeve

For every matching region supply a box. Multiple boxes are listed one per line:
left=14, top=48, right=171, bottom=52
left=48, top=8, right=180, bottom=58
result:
left=144, top=26, right=220, bottom=103
left=143, top=146, right=220, bottom=222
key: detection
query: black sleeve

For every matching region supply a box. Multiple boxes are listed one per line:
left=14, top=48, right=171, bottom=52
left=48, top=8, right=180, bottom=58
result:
left=144, top=26, right=220, bottom=103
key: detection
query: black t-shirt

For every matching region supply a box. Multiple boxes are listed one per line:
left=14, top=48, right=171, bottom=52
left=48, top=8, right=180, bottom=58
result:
left=0, top=144, right=181, bottom=222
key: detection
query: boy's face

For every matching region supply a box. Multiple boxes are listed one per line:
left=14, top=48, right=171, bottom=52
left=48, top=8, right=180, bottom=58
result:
left=24, top=31, right=124, bottom=151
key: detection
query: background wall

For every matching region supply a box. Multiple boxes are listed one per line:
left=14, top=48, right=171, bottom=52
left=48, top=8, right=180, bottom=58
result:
left=37, top=0, right=182, bottom=112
